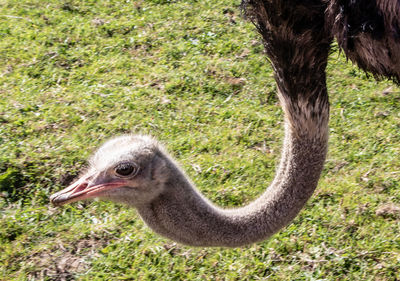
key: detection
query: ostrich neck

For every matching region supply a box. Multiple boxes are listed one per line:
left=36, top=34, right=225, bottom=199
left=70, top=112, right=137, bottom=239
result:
left=137, top=116, right=328, bottom=247
left=137, top=0, right=333, bottom=247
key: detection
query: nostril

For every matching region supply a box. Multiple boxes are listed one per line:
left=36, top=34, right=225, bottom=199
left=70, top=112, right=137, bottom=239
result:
left=74, top=182, right=88, bottom=193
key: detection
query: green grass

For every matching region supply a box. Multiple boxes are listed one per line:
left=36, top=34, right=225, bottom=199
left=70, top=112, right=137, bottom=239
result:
left=1, top=0, right=399, bottom=280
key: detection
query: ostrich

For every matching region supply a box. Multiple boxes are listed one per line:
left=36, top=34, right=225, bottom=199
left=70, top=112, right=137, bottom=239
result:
left=50, top=0, right=400, bottom=247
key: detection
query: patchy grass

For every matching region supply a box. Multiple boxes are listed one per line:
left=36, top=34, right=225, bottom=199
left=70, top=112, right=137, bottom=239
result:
left=1, top=0, right=400, bottom=280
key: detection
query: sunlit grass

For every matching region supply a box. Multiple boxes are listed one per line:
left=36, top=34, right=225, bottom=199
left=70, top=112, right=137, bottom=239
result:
left=1, top=0, right=399, bottom=279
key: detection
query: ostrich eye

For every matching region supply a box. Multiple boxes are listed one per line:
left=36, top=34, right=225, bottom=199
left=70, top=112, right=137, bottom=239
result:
left=114, top=163, right=138, bottom=177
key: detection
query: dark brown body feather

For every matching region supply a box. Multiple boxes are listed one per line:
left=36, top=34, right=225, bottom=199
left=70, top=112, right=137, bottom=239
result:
left=243, top=0, right=400, bottom=84
left=327, top=0, right=400, bottom=83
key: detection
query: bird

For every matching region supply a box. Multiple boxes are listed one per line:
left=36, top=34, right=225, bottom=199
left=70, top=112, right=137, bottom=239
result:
left=51, top=0, right=399, bottom=247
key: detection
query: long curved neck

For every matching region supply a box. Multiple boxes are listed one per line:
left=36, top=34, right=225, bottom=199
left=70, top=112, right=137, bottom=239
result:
left=137, top=0, right=333, bottom=247
left=137, top=105, right=329, bottom=247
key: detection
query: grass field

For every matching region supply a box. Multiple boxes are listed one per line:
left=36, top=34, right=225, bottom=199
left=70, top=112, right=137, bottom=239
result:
left=1, top=0, right=400, bottom=280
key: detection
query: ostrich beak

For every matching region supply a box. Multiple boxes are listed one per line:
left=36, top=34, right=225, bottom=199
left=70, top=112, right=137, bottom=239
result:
left=50, top=174, right=127, bottom=206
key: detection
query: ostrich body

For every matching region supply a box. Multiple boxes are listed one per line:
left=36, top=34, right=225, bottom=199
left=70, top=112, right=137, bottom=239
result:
left=50, top=0, right=399, bottom=247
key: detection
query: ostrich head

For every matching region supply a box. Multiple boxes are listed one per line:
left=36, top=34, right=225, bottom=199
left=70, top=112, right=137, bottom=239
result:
left=50, top=135, right=169, bottom=207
